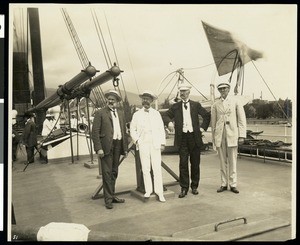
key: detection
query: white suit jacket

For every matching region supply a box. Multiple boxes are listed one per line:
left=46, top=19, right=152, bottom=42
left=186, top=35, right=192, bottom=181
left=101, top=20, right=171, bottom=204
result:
left=42, top=119, right=54, bottom=136
left=130, top=107, right=166, bottom=149
left=211, top=96, right=247, bottom=147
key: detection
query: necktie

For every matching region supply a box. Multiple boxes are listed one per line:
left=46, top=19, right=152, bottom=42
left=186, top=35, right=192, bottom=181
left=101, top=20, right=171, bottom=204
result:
left=183, top=101, right=188, bottom=110
left=111, top=109, right=116, bottom=117
left=144, top=108, right=149, bottom=113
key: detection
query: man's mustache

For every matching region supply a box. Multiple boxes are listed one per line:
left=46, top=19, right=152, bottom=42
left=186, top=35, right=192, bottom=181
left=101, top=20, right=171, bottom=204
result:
left=142, top=101, right=150, bottom=106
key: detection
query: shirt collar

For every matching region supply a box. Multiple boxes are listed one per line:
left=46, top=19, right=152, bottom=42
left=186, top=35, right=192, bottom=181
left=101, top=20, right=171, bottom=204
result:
left=108, top=106, right=116, bottom=112
left=221, top=96, right=228, bottom=102
left=143, top=107, right=151, bottom=112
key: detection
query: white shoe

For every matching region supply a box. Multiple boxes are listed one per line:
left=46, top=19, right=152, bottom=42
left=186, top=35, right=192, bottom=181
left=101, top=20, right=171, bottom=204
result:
left=158, top=194, right=166, bottom=202
left=144, top=192, right=151, bottom=198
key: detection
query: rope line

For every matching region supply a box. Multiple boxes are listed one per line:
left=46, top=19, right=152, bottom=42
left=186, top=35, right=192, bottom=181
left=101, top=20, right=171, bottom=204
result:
left=91, top=9, right=110, bottom=69
left=181, top=73, right=208, bottom=100
left=157, top=72, right=177, bottom=97
left=251, top=60, right=290, bottom=121
left=103, top=11, right=128, bottom=101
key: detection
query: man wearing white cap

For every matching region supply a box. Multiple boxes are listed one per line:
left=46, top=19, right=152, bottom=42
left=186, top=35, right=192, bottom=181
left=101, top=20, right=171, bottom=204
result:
left=42, top=112, right=55, bottom=137
left=211, top=81, right=247, bottom=194
left=92, top=89, right=128, bottom=209
left=70, top=113, right=78, bottom=131
left=130, top=90, right=166, bottom=202
left=164, top=82, right=211, bottom=198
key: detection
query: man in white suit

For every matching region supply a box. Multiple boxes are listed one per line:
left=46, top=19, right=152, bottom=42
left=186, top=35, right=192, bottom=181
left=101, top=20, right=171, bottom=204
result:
left=130, top=90, right=166, bottom=202
left=211, top=82, right=247, bottom=194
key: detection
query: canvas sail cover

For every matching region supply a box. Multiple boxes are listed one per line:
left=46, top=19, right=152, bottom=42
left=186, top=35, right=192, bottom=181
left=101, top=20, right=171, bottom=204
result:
left=202, top=21, right=263, bottom=76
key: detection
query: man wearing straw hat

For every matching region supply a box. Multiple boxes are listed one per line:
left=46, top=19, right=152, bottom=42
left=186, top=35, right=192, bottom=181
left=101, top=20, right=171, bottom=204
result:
left=92, top=89, right=128, bottom=209
left=164, top=82, right=211, bottom=198
left=130, top=90, right=166, bottom=202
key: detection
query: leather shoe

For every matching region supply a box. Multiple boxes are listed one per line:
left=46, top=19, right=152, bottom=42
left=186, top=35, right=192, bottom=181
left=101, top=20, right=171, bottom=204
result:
left=192, top=189, right=199, bottom=195
left=105, top=203, right=113, bottom=209
left=230, top=187, right=239, bottom=194
left=217, top=186, right=227, bottom=193
left=178, top=189, right=188, bottom=198
left=112, top=197, right=125, bottom=203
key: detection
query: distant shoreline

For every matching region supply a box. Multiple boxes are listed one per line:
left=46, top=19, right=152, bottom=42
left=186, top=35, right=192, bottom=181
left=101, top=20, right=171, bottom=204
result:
left=247, top=118, right=292, bottom=125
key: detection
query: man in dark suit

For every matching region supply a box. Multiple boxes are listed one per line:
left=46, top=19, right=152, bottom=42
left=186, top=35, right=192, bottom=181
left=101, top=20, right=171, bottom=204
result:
left=164, top=83, right=211, bottom=198
left=22, top=112, right=38, bottom=164
left=12, top=112, right=20, bottom=162
left=92, top=90, right=128, bottom=209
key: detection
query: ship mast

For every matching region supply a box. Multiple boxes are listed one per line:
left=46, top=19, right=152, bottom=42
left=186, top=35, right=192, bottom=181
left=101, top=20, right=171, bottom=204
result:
left=27, top=8, right=46, bottom=134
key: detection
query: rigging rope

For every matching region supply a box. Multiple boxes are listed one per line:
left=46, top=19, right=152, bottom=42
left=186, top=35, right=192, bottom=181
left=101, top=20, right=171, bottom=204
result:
left=157, top=71, right=177, bottom=98
left=61, top=8, right=90, bottom=69
left=181, top=62, right=215, bottom=71
left=116, top=14, right=140, bottom=95
left=181, top=73, right=208, bottom=100
left=157, top=71, right=177, bottom=93
left=103, top=11, right=128, bottom=100
left=91, top=9, right=126, bottom=107
left=91, top=9, right=110, bottom=69
left=158, top=62, right=216, bottom=101
left=251, top=60, right=290, bottom=121
left=166, top=78, right=180, bottom=101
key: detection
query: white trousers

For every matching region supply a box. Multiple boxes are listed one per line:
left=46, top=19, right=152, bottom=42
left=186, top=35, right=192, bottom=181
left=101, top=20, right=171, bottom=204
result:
left=138, top=142, right=164, bottom=195
left=217, top=128, right=238, bottom=188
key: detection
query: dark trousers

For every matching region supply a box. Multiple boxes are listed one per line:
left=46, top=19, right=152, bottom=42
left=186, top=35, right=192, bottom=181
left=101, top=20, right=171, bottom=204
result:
left=179, top=132, right=201, bottom=190
left=101, top=139, right=122, bottom=205
left=26, top=146, right=35, bottom=163
left=12, top=143, right=18, bottom=161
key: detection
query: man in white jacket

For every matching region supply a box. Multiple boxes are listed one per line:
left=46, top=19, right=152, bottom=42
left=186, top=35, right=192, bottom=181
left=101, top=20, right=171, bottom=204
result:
left=130, top=90, right=166, bottom=202
left=42, top=112, right=55, bottom=137
left=211, top=82, right=247, bottom=194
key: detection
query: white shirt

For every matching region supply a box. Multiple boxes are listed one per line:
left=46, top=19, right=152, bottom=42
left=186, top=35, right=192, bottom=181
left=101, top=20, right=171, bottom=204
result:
left=130, top=107, right=166, bottom=149
left=221, top=96, right=231, bottom=125
left=141, top=109, right=152, bottom=143
left=110, top=109, right=122, bottom=140
left=182, top=100, right=193, bottom=133
left=70, top=118, right=77, bottom=129
left=42, top=119, right=54, bottom=136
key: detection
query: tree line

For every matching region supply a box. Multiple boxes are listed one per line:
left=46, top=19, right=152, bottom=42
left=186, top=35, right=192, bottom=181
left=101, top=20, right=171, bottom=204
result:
left=244, top=98, right=292, bottom=119
left=159, top=97, right=292, bottom=120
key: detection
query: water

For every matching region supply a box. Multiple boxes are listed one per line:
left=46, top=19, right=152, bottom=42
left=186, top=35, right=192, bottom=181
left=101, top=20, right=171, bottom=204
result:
left=246, top=124, right=292, bottom=144
left=166, top=124, right=293, bottom=147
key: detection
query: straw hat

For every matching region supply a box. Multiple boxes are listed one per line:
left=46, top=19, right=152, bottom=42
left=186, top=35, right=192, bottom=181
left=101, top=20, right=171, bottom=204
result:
left=104, top=89, right=122, bottom=102
left=139, top=90, right=158, bottom=100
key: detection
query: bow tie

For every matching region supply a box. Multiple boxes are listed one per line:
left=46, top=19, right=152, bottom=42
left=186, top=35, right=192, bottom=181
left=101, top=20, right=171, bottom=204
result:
left=144, top=108, right=149, bottom=112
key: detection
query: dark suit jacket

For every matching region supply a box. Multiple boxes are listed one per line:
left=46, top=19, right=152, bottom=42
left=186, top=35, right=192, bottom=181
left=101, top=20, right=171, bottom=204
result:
left=164, top=100, right=211, bottom=148
left=22, top=120, right=37, bottom=147
left=92, top=106, right=128, bottom=155
left=12, top=126, right=20, bottom=145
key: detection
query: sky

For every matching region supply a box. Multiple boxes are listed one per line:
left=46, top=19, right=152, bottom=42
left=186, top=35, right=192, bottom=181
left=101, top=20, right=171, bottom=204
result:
left=9, top=3, right=297, bottom=103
